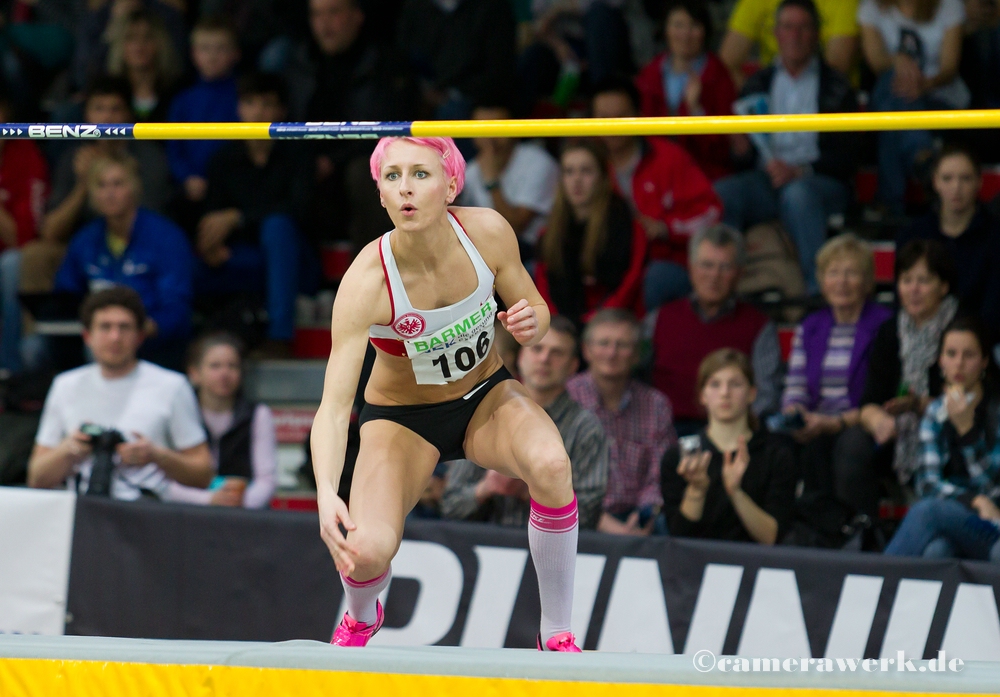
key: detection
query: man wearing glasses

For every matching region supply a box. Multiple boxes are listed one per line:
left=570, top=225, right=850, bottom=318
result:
left=567, top=308, right=676, bottom=536
left=651, top=225, right=782, bottom=436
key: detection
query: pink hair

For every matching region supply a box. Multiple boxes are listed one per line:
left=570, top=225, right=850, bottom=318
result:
left=369, top=137, right=466, bottom=195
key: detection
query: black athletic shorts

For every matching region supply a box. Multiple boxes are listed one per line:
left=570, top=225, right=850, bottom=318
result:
left=358, top=366, right=516, bottom=462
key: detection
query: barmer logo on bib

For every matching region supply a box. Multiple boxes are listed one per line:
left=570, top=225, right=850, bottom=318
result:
left=405, top=300, right=496, bottom=385
left=393, top=313, right=426, bottom=338
left=410, top=301, right=494, bottom=353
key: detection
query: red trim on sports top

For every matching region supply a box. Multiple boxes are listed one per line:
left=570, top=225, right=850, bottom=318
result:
left=369, top=337, right=408, bottom=357
left=450, top=211, right=472, bottom=240
left=377, top=238, right=395, bottom=324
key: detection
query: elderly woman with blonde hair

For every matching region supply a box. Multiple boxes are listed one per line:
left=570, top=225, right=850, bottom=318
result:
left=780, top=233, right=893, bottom=523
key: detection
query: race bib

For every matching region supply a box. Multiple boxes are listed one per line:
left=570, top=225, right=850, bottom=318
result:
left=404, top=299, right=496, bottom=385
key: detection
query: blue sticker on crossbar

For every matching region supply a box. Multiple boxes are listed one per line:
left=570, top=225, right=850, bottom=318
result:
left=269, top=122, right=413, bottom=139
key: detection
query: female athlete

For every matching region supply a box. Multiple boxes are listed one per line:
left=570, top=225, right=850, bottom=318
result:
left=311, top=136, right=581, bottom=651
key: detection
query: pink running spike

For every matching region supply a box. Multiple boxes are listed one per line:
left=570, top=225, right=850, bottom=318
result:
left=537, top=631, right=582, bottom=652
left=331, top=600, right=384, bottom=647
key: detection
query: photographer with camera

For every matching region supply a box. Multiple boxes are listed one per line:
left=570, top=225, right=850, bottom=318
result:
left=661, top=349, right=796, bottom=545
left=27, top=287, right=212, bottom=499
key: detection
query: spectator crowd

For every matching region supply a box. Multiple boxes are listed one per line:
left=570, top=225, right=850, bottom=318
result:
left=3, top=0, right=1000, bottom=562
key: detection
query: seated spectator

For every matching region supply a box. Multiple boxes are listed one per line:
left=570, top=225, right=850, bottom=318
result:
left=858, top=239, right=958, bottom=486
left=163, top=332, right=277, bottom=508
left=0, top=92, right=50, bottom=374
left=0, top=1, right=74, bottom=118
left=72, top=0, right=187, bottom=91
left=27, top=287, right=212, bottom=499
left=280, top=0, right=416, bottom=250
left=781, top=234, right=892, bottom=520
left=567, top=309, right=676, bottom=535
left=106, top=8, right=182, bottom=121
left=591, top=77, right=722, bottom=310
left=167, top=16, right=240, bottom=208
left=441, top=316, right=608, bottom=528
left=201, top=0, right=301, bottom=68
left=859, top=0, right=968, bottom=215
left=460, top=105, right=559, bottom=260
left=196, top=73, right=313, bottom=355
left=652, top=225, right=782, bottom=434
left=635, top=0, right=737, bottom=180
left=534, top=140, right=647, bottom=328
left=884, top=316, right=1000, bottom=559
left=517, top=0, right=632, bottom=114
left=662, top=349, right=796, bottom=543
left=715, top=0, right=859, bottom=294
left=53, top=152, right=195, bottom=368
left=18, top=77, right=171, bottom=302
left=396, top=0, right=516, bottom=122
left=897, top=144, right=1000, bottom=330
left=719, top=0, right=859, bottom=90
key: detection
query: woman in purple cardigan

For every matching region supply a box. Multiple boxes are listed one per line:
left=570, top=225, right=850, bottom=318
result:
left=781, top=234, right=893, bottom=521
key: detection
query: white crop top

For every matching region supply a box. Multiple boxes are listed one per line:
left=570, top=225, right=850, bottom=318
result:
left=369, top=212, right=497, bottom=385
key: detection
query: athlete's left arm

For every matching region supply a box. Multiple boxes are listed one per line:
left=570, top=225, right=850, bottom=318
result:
left=468, top=207, right=550, bottom=346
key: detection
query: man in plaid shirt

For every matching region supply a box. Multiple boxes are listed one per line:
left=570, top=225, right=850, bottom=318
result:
left=567, top=309, right=677, bottom=535
left=441, top=316, right=609, bottom=528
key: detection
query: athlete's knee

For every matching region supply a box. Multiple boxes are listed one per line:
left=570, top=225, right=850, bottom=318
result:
left=526, top=444, right=573, bottom=493
left=348, top=526, right=399, bottom=577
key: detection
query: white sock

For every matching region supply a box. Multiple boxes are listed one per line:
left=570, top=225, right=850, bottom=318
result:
left=341, top=567, right=391, bottom=625
left=528, top=496, right=579, bottom=644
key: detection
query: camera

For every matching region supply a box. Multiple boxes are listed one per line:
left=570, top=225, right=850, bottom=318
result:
left=679, top=434, right=702, bottom=458
left=80, top=423, right=125, bottom=497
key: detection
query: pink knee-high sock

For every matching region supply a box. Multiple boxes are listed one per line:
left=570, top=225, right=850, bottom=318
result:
left=341, top=568, right=391, bottom=625
left=528, top=496, right=579, bottom=643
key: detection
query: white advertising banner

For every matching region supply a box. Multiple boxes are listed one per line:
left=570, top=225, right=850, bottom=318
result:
left=0, top=488, right=76, bottom=635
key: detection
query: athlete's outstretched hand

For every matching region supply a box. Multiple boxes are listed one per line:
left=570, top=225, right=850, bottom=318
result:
left=318, top=492, right=360, bottom=575
left=498, top=299, right=538, bottom=345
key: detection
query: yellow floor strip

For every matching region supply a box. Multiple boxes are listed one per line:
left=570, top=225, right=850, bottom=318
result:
left=0, top=658, right=980, bottom=697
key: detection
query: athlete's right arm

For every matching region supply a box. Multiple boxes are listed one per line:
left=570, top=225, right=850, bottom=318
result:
left=311, top=246, right=389, bottom=573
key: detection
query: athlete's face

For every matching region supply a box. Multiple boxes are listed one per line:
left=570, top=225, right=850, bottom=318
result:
left=378, top=140, right=458, bottom=230
left=518, top=329, right=579, bottom=394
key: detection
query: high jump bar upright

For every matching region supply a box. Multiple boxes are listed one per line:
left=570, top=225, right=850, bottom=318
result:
left=3, top=110, right=1000, bottom=140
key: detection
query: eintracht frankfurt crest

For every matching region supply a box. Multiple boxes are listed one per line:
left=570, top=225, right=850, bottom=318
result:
left=394, top=313, right=426, bottom=338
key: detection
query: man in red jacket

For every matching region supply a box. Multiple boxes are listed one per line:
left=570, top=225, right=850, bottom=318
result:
left=0, top=93, right=50, bottom=374
left=591, top=77, right=722, bottom=312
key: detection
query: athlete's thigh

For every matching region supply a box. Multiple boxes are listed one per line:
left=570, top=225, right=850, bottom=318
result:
left=463, top=380, right=566, bottom=479
left=349, top=420, right=441, bottom=537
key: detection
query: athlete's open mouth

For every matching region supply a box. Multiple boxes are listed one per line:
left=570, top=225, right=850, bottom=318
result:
left=401, top=204, right=416, bottom=213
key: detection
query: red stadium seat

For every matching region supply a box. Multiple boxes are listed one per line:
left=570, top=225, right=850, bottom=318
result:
left=981, top=167, right=1000, bottom=202
left=872, top=241, right=895, bottom=284
left=293, top=327, right=332, bottom=359
left=321, top=242, right=353, bottom=282
left=852, top=167, right=924, bottom=206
